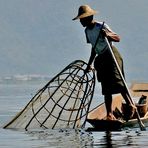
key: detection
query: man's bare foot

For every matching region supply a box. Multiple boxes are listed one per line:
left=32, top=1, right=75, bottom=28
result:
left=105, top=113, right=116, bottom=120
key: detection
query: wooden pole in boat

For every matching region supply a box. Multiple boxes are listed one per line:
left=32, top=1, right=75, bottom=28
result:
left=104, top=37, right=146, bottom=131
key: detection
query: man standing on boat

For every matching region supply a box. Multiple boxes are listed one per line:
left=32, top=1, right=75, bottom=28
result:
left=73, top=5, right=135, bottom=120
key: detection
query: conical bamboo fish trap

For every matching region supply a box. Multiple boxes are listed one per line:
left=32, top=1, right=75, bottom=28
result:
left=4, top=60, right=95, bottom=130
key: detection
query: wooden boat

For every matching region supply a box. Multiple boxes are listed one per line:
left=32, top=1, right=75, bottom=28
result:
left=86, top=83, right=148, bottom=131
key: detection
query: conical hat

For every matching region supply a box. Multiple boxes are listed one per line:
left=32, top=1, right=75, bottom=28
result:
left=73, top=5, right=97, bottom=20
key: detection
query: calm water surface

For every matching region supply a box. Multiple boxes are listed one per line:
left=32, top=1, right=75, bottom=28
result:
left=1, top=127, right=148, bottom=148
left=1, top=78, right=148, bottom=148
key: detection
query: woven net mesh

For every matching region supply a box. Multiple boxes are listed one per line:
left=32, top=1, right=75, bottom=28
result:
left=4, top=60, right=95, bottom=130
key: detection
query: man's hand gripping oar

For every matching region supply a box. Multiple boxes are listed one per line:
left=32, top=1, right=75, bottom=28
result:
left=104, top=36, right=146, bottom=131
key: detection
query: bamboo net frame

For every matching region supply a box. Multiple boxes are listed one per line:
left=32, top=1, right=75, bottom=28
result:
left=4, top=60, right=95, bottom=130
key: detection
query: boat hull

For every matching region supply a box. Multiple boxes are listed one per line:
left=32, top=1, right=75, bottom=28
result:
left=86, top=83, right=148, bottom=131
left=86, top=119, right=123, bottom=131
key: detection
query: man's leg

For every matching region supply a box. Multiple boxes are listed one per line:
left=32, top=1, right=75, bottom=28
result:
left=121, top=91, right=136, bottom=121
left=121, top=91, right=132, bottom=105
left=104, top=94, right=113, bottom=119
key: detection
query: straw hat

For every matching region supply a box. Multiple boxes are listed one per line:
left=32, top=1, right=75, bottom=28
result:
left=73, top=5, right=97, bottom=20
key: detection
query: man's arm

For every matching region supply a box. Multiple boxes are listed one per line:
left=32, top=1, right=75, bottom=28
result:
left=85, top=47, right=96, bottom=73
left=102, top=29, right=120, bottom=42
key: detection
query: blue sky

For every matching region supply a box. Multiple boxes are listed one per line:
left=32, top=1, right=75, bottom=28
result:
left=0, top=0, right=148, bottom=82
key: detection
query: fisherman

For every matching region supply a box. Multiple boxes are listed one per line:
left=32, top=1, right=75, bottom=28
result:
left=73, top=5, right=135, bottom=120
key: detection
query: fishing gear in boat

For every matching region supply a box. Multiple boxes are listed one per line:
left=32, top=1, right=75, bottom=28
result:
left=3, top=60, right=95, bottom=130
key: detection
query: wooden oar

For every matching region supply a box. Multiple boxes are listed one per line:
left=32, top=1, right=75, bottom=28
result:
left=105, top=37, right=146, bottom=131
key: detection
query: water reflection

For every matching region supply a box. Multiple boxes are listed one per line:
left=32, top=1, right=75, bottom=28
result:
left=90, top=131, right=114, bottom=147
left=102, top=131, right=112, bottom=147
left=1, top=127, right=148, bottom=148
left=90, top=129, right=148, bottom=148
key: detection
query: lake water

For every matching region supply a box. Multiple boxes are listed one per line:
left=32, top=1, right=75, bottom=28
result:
left=1, top=77, right=148, bottom=148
